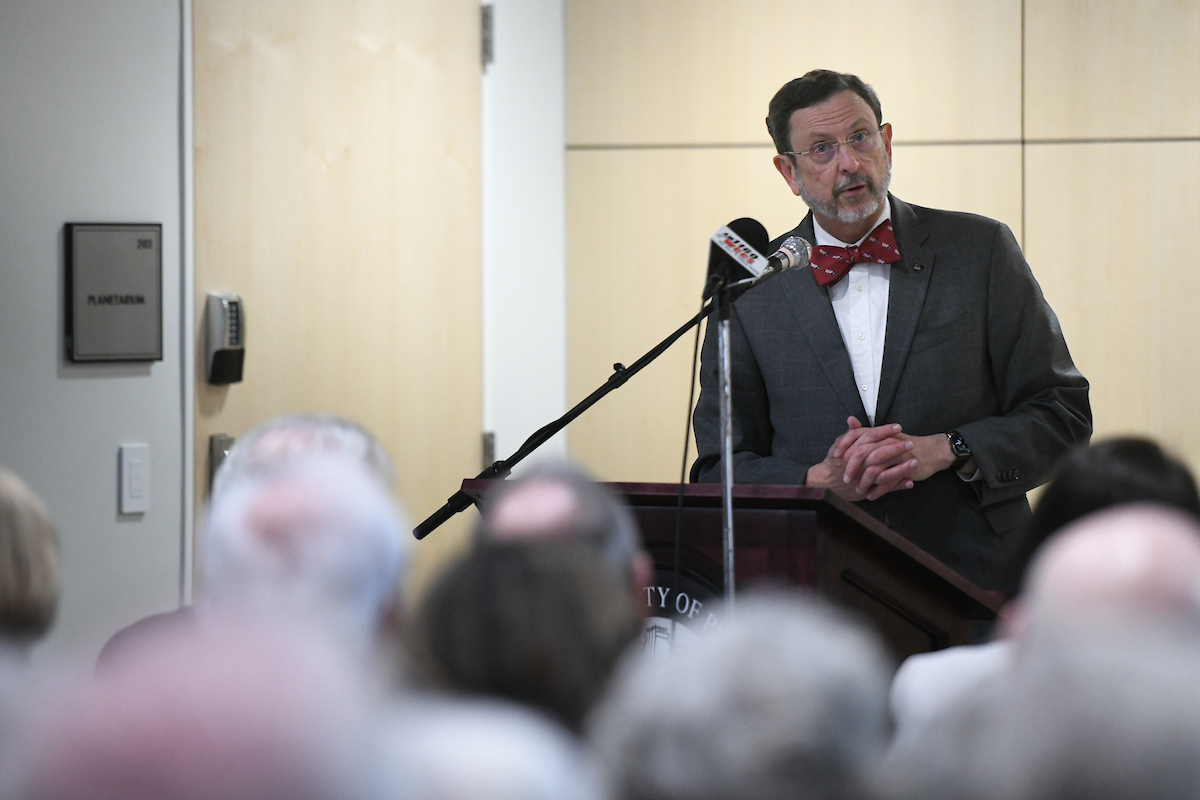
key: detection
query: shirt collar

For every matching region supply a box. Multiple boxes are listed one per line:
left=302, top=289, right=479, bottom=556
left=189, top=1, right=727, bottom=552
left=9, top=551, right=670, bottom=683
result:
left=812, top=196, right=892, bottom=248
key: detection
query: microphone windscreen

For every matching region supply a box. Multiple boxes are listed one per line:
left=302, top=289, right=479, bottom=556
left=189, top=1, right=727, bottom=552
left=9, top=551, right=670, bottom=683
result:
left=779, top=236, right=812, bottom=270
left=704, top=217, right=770, bottom=298
left=727, top=217, right=769, bottom=255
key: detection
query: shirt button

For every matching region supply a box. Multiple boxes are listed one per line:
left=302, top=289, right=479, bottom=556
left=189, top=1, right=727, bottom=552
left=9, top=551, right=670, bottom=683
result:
left=857, top=333, right=866, bottom=340
left=860, top=383, right=868, bottom=391
left=854, top=284, right=863, bottom=292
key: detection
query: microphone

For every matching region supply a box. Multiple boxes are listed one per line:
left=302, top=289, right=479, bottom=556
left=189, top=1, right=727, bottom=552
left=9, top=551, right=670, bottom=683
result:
left=754, top=235, right=812, bottom=281
left=708, top=218, right=812, bottom=296
left=705, top=218, right=769, bottom=298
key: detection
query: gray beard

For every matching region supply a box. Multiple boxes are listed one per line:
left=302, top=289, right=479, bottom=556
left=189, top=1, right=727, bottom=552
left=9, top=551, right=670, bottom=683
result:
left=798, top=160, right=892, bottom=228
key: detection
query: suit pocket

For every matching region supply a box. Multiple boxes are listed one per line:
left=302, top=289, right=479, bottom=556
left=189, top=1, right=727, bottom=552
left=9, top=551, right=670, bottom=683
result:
left=909, top=314, right=972, bottom=355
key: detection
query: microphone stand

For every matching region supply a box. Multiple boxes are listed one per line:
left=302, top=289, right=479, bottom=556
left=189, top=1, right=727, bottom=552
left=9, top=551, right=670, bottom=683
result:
left=712, top=279, right=737, bottom=610
left=413, top=301, right=718, bottom=540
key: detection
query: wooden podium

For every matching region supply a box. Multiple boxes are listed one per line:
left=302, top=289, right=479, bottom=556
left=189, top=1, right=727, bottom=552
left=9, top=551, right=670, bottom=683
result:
left=609, top=482, right=1001, bottom=661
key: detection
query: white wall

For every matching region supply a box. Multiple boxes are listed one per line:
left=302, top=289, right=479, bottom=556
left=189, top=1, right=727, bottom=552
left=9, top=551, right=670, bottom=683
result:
left=0, top=0, right=185, bottom=668
left=481, top=0, right=568, bottom=471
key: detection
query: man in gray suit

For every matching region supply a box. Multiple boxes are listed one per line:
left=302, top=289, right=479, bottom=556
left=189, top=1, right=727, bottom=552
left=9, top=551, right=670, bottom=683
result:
left=692, top=70, right=1091, bottom=589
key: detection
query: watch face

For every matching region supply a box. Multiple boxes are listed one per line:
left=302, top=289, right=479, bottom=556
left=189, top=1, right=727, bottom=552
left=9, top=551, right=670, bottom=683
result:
left=947, top=431, right=970, bottom=457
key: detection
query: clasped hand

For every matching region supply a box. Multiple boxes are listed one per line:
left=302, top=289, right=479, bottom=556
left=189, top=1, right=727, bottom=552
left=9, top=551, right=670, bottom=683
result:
left=804, top=417, right=954, bottom=502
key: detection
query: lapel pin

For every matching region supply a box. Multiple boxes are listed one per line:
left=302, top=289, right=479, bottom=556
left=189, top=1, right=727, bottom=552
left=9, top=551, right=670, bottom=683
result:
left=913, top=263, right=924, bottom=271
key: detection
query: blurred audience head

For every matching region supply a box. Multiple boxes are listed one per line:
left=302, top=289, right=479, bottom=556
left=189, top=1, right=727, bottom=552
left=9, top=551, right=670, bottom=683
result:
left=0, top=467, right=61, bottom=649
left=379, top=697, right=608, bottom=800
left=1001, top=437, right=1200, bottom=598
left=590, top=592, right=893, bottom=800
left=941, top=623, right=1200, bottom=800
left=1020, top=504, right=1200, bottom=630
left=11, top=623, right=373, bottom=800
left=478, top=461, right=651, bottom=592
left=881, top=503, right=1200, bottom=800
left=408, top=539, right=641, bottom=733
left=204, top=454, right=410, bottom=655
left=212, top=413, right=395, bottom=499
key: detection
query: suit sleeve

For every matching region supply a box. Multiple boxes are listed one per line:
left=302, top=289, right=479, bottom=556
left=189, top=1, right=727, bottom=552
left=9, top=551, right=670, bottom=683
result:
left=691, top=302, right=811, bottom=485
left=954, top=222, right=1092, bottom=507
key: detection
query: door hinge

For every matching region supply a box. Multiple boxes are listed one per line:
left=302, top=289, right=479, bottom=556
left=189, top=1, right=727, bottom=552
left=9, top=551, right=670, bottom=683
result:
left=481, top=4, right=494, bottom=71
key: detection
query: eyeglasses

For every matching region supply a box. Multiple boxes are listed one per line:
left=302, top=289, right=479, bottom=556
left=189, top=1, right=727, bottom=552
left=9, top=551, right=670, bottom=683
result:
left=781, top=126, right=884, bottom=166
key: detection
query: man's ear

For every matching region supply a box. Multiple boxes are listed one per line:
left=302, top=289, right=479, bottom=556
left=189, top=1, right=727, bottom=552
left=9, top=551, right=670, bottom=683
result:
left=773, top=153, right=803, bottom=197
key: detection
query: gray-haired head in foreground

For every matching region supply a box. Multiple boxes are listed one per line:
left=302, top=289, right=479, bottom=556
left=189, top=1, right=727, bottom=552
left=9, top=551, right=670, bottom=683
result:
left=589, top=591, right=893, bottom=800
left=204, top=455, right=410, bottom=654
left=212, top=413, right=395, bottom=500
left=477, top=461, right=644, bottom=585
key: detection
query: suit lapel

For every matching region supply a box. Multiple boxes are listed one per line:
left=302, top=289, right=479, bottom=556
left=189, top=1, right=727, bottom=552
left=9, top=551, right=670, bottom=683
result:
left=776, top=214, right=869, bottom=421
left=875, top=195, right=936, bottom=423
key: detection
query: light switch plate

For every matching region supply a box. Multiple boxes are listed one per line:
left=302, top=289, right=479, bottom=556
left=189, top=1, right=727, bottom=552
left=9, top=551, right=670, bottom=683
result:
left=119, top=443, right=150, bottom=514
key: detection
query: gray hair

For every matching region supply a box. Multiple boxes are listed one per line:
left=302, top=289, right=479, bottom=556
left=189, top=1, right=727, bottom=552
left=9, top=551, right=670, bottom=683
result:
left=212, top=414, right=395, bottom=500
left=203, top=455, right=409, bottom=653
left=477, top=461, right=642, bottom=583
left=589, top=591, right=893, bottom=800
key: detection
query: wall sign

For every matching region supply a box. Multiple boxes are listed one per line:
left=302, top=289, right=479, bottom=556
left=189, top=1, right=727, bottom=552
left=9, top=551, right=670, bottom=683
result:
left=65, top=223, right=163, bottom=362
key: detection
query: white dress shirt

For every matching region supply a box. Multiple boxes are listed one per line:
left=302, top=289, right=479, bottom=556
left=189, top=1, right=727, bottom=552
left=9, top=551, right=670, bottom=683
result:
left=813, top=200, right=892, bottom=425
left=814, top=201, right=981, bottom=482
left=889, top=639, right=1011, bottom=737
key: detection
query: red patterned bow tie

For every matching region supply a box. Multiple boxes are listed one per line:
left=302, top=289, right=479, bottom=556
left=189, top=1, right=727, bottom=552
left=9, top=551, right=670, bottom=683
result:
left=809, top=220, right=901, bottom=286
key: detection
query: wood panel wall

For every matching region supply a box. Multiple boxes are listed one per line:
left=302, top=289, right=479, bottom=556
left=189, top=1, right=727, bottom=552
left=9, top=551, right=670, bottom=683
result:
left=193, top=0, right=482, bottom=597
left=565, top=0, right=1200, bottom=482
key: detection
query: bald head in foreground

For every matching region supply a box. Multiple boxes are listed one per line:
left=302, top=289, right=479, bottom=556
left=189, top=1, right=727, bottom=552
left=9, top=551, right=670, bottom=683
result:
left=881, top=504, right=1200, bottom=800
left=477, top=462, right=653, bottom=601
left=1018, top=504, right=1200, bottom=631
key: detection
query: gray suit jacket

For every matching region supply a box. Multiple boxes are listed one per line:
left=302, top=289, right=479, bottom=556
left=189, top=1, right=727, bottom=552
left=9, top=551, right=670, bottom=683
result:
left=692, top=195, right=1092, bottom=589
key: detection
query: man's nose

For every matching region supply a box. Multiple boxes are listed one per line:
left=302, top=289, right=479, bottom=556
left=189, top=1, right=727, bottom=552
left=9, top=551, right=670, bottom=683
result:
left=836, top=141, right=861, bottom=171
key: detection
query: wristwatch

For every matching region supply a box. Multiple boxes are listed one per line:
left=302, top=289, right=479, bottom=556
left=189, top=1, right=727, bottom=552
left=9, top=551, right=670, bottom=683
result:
left=944, top=430, right=972, bottom=472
